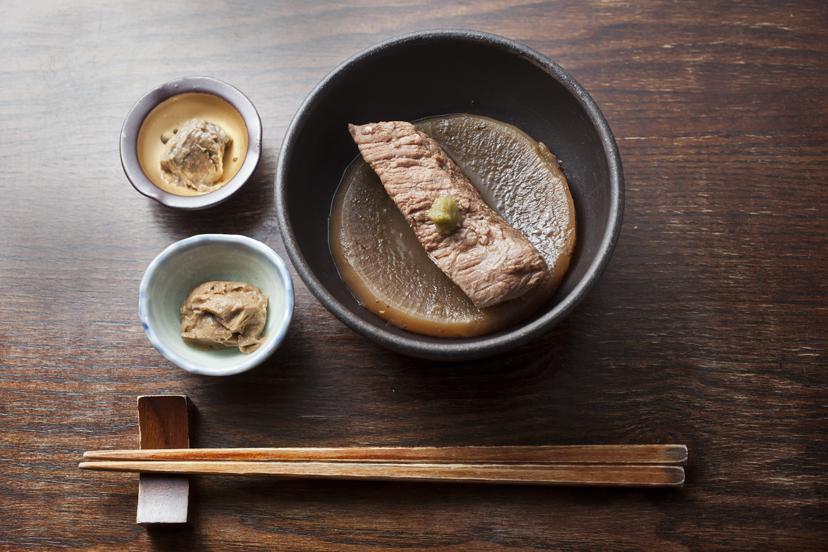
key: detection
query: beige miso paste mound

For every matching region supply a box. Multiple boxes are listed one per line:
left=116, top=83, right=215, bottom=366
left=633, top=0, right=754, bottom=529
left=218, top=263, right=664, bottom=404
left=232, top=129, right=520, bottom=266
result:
left=180, top=281, right=268, bottom=354
left=329, top=114, right=576, bottom=338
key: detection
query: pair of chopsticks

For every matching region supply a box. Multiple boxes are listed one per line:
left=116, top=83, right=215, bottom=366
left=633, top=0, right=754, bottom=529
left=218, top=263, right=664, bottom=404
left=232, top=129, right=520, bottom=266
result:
left=80, top=445, right=687, bottom=487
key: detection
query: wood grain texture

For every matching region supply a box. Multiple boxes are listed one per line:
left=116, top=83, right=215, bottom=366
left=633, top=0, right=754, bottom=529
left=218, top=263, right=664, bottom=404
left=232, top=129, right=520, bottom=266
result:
left=1, top=0, right=826, bottom=550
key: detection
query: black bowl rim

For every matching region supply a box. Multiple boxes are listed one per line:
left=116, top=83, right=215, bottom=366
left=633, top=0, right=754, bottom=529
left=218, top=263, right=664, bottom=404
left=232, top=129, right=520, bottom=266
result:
left=276, top=29, right=624, bottom=361
left=120, top=76, right=263, bottom=211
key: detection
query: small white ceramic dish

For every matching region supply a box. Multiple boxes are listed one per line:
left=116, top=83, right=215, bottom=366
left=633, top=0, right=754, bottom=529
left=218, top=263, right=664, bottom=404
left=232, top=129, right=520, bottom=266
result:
left=121, top=76, right=262, bottom=210
left=139, top=234, right=294, bottom=376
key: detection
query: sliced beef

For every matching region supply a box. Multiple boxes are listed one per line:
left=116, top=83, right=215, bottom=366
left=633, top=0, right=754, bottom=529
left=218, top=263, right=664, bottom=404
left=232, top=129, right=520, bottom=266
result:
left=348, top=121, right=547, bottom=308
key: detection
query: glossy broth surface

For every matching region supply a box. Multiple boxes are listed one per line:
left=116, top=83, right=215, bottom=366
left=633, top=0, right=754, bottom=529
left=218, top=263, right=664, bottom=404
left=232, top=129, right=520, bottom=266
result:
left=329, top=114, right=576, bottom=337
left=137, top=92, right=248, bottom=196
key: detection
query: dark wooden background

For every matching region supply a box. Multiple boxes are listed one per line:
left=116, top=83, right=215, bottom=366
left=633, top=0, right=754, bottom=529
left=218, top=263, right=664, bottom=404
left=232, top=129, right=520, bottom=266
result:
left=1, top=1, right=826, bottom=550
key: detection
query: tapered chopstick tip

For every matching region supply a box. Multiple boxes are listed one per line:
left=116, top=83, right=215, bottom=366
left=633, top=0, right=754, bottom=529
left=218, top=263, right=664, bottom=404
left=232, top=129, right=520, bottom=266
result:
left=669, top=445, right=689, bottom=466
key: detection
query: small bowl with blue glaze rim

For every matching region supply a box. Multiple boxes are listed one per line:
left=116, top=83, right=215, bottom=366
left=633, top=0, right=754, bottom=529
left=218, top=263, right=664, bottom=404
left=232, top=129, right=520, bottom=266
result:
left=139, top=234, right=294, bottom=376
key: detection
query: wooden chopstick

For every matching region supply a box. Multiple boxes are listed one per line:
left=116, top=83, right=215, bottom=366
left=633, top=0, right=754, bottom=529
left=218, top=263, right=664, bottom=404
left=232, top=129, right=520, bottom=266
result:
left=82, top=444, right=688, bottom=466
left=78, top=460, right=685, bottom=487
left=80, top=445, right=687, bottom=487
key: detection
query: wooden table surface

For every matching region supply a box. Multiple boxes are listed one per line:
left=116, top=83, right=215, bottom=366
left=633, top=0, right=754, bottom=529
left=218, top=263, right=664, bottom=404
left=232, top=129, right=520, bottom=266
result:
left=2, top=1, right=826, bottom=550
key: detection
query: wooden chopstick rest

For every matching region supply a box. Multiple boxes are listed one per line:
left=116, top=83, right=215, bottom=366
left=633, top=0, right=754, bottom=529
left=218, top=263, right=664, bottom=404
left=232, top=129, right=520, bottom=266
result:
left=135, top=395, right=190, bottom=527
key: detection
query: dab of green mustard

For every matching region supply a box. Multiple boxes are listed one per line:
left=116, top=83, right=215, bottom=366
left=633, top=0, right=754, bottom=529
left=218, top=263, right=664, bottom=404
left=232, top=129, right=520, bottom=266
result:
left=428, top=196, right=462, bottom=235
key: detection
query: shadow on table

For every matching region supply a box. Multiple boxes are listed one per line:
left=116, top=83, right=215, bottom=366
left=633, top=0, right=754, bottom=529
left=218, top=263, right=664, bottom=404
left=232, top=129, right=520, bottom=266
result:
left=148, top=146, right=277, bottom=242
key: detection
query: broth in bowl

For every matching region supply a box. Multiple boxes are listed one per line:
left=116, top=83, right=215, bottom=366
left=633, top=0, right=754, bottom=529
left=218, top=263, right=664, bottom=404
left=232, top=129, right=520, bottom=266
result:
left=329, top=114, right=576, bottom=337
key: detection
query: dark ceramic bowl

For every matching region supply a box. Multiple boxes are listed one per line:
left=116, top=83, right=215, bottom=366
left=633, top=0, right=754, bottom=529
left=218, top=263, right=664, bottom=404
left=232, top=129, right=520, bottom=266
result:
left=276, top=30, right=624, bottom=361
left=121, top=76, right=262, bottom=210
